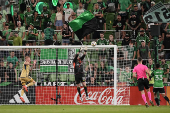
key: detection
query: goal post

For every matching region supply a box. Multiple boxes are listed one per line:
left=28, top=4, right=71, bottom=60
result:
left=0, top=45, right=133, bottom=105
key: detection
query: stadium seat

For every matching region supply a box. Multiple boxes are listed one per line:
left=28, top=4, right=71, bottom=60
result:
left=106, top=13, right=115, bottom=24
left=50, top=74, right=56, bottom=82
left=104, top=32, right=111, bottom=40
left=57, top=33, right=62, bottom=41
left=103, top=12, right=107, bottom=19
left=68, top=74, right=75, bottom=82
left=105, top=13, right=115, bottom=30
left=58, top=74, right=67, bottom=82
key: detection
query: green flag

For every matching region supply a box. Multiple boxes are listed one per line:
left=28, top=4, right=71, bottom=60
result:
left=143, top=2, right=170, bottom=24
left=69, top=11, right=98, bottom=40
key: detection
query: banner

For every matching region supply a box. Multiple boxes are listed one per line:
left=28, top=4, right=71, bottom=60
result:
left=130, top=86, right=167, bottom=105
left=35, top=86, right=56, bottom=105
left=40, top=49, right=78, bottom=73
left=143, top=2, right=170, bottom=24
left=0, top=85, right=35, bottom=104
left=57, top=86, right=130, bottom=105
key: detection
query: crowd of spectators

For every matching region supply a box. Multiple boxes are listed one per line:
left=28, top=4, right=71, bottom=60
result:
left=0, top=0, right=170, bottom=86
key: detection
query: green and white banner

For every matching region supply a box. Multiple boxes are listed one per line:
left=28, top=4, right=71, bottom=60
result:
left=40, top=49, right=78, bottom=73
left=143, top=2, right=170, bottom=24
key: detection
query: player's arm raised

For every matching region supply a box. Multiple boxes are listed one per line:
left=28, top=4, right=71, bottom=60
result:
left=30, top=60, right=36, bottom=71
left=80, top=46, right=87, bottom=60
left=24, top=61, right=33, bottom=65
left=73, top=47, right=82, bottom=62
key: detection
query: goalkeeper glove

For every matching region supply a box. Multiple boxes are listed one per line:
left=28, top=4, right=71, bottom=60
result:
left=79, top=47, right=83, bottom=52
left=84, top=46, right=87, bottom=52
left=149, top=76, right=152, bottom=80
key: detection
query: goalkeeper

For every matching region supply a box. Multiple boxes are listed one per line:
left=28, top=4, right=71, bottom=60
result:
left=73, top=46, right=89, bottom=102
left=20, top=56, right=36, bottom=103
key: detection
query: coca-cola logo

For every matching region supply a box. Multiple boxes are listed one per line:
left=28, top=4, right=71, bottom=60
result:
left=74, top=87, right=128, bottom=105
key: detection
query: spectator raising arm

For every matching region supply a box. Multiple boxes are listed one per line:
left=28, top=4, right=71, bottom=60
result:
left=137, top=49, right=140, bottom=58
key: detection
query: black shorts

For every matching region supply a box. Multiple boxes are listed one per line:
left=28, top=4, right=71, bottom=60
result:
left=153, top=88, right=165, bottom=94
left=45, top=39, right=53, bottom=45
left=28, top=37, right=37, bottom=43
left=75, top=76, right=86, bottom=84
left=137, top=78, right=150, bottom=91
left=92, top=31, right=101, bottom=39
left=7, top=14, right=12, bottom=22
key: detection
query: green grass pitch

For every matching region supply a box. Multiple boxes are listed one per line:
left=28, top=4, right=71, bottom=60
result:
left=0, top=105, right=169, bottom=113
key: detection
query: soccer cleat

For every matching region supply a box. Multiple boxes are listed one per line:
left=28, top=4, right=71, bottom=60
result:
left=80, top=97, right=83, bottom=102
left=20, top=97, right=25, bottom=103
left=149, top=100, right=154, bottom=106
left=145, top=103, right=149, bottom=108
left=86, top=96, right=91, bottom=100
left=22, top=85, right=28, bottom=92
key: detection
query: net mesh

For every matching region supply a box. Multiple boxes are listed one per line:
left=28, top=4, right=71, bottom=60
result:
left=0, top=46, right=133, bottom=105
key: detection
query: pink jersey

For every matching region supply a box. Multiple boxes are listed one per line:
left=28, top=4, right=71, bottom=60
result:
left=133, top=64, right=148, bottom=80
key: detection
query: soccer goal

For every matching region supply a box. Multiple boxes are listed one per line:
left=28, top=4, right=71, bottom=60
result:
left=0, top=45, right=131, bottom=105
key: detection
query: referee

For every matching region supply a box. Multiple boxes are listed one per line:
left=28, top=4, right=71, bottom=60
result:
left=73, top=46, right=89, bottom=102
left=133, top=57, right=154, bottom=107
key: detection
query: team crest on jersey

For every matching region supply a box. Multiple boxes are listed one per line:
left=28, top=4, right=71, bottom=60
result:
left=131, top=21, right=136, bottom=25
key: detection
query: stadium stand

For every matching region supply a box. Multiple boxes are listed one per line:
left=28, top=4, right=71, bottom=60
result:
left=0, top=0, right=170, bottom=86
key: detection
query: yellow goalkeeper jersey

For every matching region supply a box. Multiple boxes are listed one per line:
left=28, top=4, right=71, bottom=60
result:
left=20, top=61, right=30, bottom=77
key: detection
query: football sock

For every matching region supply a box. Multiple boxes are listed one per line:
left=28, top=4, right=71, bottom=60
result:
left=155, top=98, right=159, bottom=106
left=84, top=86, right=88, bottom=96
left=21, top=89, right=24, bottom=96
left=77, top=87, right=81, bottom=97
left=27, top=82, right=34, bottom=87
left=142, top=94, right=147, bottom=104
left=164, top=96, right=169, bottom=102
left=147, top=92, right=152, bottom=101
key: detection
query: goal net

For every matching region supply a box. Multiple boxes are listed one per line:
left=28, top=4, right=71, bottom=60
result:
left=0, top=45, right=131, bottom=105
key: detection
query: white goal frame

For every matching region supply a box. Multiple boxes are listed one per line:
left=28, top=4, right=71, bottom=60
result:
left=0, top=45, right=118, bottom=105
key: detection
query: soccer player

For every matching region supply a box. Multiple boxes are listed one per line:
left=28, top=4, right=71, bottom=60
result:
left=151, top=63, right=170, bottom=106
left=73, top=46, right=89, bottom=102
left=133, top=57, right=154, bottom=107
left=20, top=56, right=36, bottom=103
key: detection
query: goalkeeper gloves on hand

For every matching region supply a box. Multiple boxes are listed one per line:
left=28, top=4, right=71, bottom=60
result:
left=84, top=46, right=87, bottom=52
left=79, top=47, right=83, bottom=52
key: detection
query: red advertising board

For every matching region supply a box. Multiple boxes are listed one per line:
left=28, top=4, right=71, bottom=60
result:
left=57, top=86, right=130, bottom=105
left=167, top=86, right=170, bottom=105
left=36, top=86, right=56, bottom=105
left=130, top=86, right=167, bottom=105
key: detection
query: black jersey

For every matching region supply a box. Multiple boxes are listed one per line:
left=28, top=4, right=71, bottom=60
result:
left=73, top=54, right=85, bottom=77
